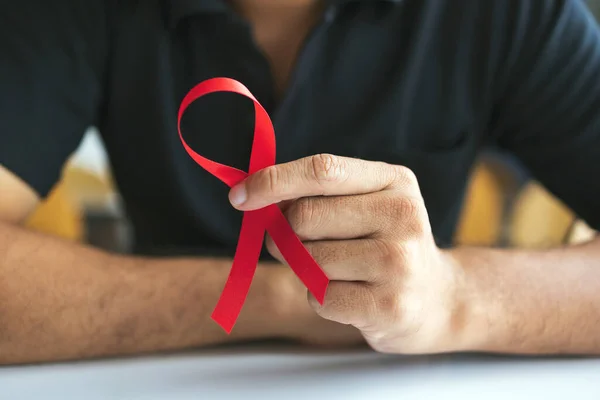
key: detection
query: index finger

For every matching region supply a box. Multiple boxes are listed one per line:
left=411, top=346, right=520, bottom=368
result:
left=229, top=154, right=409, bottom=210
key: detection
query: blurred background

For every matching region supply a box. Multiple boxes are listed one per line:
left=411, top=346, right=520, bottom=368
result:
left=26, top=1, right=600, bottom=253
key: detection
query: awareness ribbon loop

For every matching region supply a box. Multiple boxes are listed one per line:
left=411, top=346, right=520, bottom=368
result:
left=177, top=77, right=330, bottom=333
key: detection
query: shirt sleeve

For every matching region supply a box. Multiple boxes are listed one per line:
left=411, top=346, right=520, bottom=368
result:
left=491, top=0, right=600, bottom=231
left=0, top=1, right=108, bottom=197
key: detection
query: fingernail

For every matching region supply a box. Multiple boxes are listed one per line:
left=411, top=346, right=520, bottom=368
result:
left=229, top=183, right=247, bottom=206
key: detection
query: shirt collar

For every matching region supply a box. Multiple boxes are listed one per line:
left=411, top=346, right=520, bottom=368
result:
left=164, top=0, right=403, bottom=29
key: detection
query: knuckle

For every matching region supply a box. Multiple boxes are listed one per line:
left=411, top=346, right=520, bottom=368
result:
left=407, top=213, right=428, bottom=236
left=373, top=240, right=422, bottom=283
left=373, top=240, right=408, bottom=270
left=378, top=193, right=401, bottom=220
left=309, top=154, right=346, bottom=185
left=390, top=196, right=422, bottom=222
left=262, top=166, right=280, bottom=195
left=394, top=165, right=418, bottom=188
left=320, top=284, right=367, bottom=327
left=393, top=196, right=428, bottom=237
left=375, top=289, right=404, bottom=322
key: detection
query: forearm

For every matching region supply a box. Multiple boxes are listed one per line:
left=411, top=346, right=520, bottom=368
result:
left=0, top=221, right=290, bottom=365
left=451, top=237, right=600, bottom=355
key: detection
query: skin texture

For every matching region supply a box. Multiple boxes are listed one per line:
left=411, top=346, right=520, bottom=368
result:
left=2, top=0, right=600, bottom=364
left=0, top=0, right=363, bottom=366
left=2, top=155, right=600, bottom=362
left=228, top=0, right=325, bottom=97
left=0, top=163, right=362, bottom=366
left=232, top=154, right=600, bottom=355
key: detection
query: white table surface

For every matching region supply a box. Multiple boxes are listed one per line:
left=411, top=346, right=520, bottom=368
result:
left=2, top=344, right=599, bottom=400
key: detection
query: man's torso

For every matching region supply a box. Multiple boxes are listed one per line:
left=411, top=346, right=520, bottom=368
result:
left=98, top=0, right=496, bottom=255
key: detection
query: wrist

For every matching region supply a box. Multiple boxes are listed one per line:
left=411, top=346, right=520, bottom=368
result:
left=253, top=263, right=303, bottom=338
left=166, top=258, right=294, bottom=344
left=441, top=248, right=494, bottom=353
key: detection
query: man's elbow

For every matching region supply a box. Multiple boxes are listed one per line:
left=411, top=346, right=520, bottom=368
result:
left=0, top=164, right=40, bottom=225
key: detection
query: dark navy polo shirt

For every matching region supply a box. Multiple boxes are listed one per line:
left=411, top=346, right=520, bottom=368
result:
left=1, top=0, right=600, bottom=255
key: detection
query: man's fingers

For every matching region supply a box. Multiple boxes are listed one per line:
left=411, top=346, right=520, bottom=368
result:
left=230, top=154, right=416, bottom=210
left=284, top=194, right=381, bottom=241
left=266, top=238, right=399, bottom=283
left=308, top=281, right=376, bottom=329
left=283, top=192, right=425, bottom=241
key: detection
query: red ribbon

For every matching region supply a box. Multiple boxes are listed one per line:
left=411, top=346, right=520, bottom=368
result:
left=177, top=77, right=329, bottom=333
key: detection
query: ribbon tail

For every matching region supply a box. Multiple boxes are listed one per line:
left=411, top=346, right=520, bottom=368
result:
left=211, top=210, right=265, bottom=333
left=265, top=205, right=330, bottom=304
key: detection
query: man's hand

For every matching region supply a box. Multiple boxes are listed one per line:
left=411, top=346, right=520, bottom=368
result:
left=270, top=266, right=365, bottom=348
left=229, top=154, right=464, bottom=354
